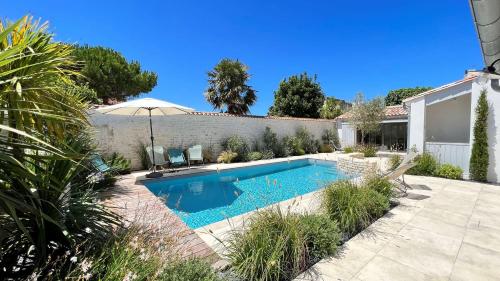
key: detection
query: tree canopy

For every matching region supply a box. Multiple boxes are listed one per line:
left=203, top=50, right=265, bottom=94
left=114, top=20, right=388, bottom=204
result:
left=204, top=58, right=257, bottom=115
left=72, top=45, right=158, bottom=104
left=384, top=87, right=432, bottom=106
left=320, top=97, right=351, bottom=119
left=268, top=73, right=325, bottom=118
left=349, top=93, right=386, bottom=144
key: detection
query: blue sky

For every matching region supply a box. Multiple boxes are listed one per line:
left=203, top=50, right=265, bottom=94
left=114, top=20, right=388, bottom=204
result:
left=5, top=1, right=483, bottom=115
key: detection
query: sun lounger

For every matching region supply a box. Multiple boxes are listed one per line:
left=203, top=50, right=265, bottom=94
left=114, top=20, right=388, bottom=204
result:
left=187, top=144, right=203, bottom=166
left=167, top=148, right=187, bottom=168
left=90, top=153, right=114, bottom=174
left=381, top=151, right=418, bottom=193
left=146, top=146, right=168, bottom=171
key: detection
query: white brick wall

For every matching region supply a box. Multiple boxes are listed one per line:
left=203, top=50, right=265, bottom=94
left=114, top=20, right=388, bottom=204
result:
left=90, top=112, right=336, bottom=169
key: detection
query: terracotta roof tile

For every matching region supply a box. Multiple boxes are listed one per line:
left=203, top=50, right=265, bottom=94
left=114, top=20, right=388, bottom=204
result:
left=335, top=105, right=408, bottom=121
left=188, top=112, right=335, bottom=122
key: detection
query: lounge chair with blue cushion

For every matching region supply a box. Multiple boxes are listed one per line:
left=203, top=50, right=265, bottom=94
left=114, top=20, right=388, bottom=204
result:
left=90, top=153, right=115, bottom=174
left=187, top=144, right=203, bottom=166
left=146, top=146, right=168, bottom=171
left=167, top=148, right=187, bottom=168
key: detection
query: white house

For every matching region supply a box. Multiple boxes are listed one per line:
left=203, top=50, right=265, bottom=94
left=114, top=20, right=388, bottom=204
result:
left=336, top=71, right=500, bottom=183
left=336, top=105, right=408, bottom=150
left=404, top=71, right=500, bottom=182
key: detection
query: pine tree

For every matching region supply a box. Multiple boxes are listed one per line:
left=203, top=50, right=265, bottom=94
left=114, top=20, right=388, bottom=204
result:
left=469, top=90, right=489, bottom=181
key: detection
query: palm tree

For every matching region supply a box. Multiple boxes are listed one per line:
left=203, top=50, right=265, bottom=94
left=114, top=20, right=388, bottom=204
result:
left=204, top=58, right=257, bottom=115
left=0, top=16, right=117, bottom=277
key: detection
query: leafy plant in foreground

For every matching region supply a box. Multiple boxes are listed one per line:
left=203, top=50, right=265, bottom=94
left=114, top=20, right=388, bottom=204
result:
left=0, top=16, right=119, bottom=278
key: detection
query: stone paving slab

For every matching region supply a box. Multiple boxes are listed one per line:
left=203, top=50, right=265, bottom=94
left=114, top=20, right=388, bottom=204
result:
left=295, top=176, right=500, bottom=281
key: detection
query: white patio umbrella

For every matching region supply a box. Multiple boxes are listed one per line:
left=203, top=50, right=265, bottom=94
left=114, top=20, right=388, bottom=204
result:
left=96, top=98, right=194, bottom=178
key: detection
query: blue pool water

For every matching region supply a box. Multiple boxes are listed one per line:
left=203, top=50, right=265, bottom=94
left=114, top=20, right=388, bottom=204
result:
left=144, top=159, right=351, bottom=228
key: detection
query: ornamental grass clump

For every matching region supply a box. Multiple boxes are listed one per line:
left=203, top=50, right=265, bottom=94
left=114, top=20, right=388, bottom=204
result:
left=217, top=151, right=238, bottom=163
left=226, top=208, right=340, bottom=281
left=364, top=175, right=395, bottom=199
left=322, top=180, right=389, bottom=238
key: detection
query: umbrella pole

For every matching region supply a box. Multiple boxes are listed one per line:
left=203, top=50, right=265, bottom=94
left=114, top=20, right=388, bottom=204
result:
left=146, top=108, right=162, bottom=178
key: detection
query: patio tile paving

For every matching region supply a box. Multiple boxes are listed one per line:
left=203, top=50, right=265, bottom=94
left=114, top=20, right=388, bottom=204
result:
left=295, top=176, right=500, bottom=281
left=450, top=243, right=500, bottom=281
left=355, top=256, right=444, bottom=281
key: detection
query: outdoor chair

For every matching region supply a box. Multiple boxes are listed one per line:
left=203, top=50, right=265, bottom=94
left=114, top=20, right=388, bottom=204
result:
left=187, top=144, right=204, bottom=167
left=146, top=145, right=169, bottom=171
left=90, top=153, right=114, bottom=174
left=87, top=153, right=118, bottom=184
left=167, top=148, right=187, bottom=169
left=331, top=142, right=343, bottom=152
left=380, top=151, right=418, bottom=193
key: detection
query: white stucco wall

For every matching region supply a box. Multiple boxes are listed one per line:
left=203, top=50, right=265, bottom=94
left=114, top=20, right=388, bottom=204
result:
left=471, top=77, right=500, bottom=183
left=425, top=94, right=471, bottom=143
left=407, top=97, right=426, bottom=152
left=89, top=112, right=336, bottom=169
left=406, top=75, right=500, bottom=183
left=340, top=122, right=356, bottom=147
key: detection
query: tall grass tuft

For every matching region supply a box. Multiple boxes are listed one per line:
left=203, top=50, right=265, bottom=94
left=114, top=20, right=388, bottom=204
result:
left=226, top=208, right=340, bottom=281
left=322, top=180, right=389, bottom=238
left=226, top=208, right=305, bottom=281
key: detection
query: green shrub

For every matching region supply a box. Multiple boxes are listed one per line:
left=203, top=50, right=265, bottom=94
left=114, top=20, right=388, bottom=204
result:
left=406, top=153, right=438, bottom=176
left=358, top=145, right=377, bottom=157
left=282, top=136, right=305, bottom=156
left=281, top=136, right=295, bottom=156
left=261, top=150, right=275, bottom=159
left=322, top=128, right=340, bottom=148
left=322, top=181, right=389, bottom=237
left=226, top=209, right=341, bottom=281
left=435, top=164, right=463, bottom=180
left=470, top=90, right=489, bottom=182
left=343, top=146, right=354, bottom=153
left=319, top=144, right=334, bottom=153
left=247, top=151, right=263, bottom=161
left=105, top=152, right=131, bottom=174
left=389, top=154, right=402, bottom=170
left=364, top=175, right=394, bottom=199
left=222, top=135, right=249, bottom=162
left=295, top=127, right=318, bottom=154
left=299, top=214, right=340, bottom=263
left=217, top=151, right=238, bottom=163
left=262, top=126, right=280, bottom=156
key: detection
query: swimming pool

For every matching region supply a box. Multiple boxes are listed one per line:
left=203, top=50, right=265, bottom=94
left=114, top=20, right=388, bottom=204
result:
left=144, top=159, right=351, bottom=228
